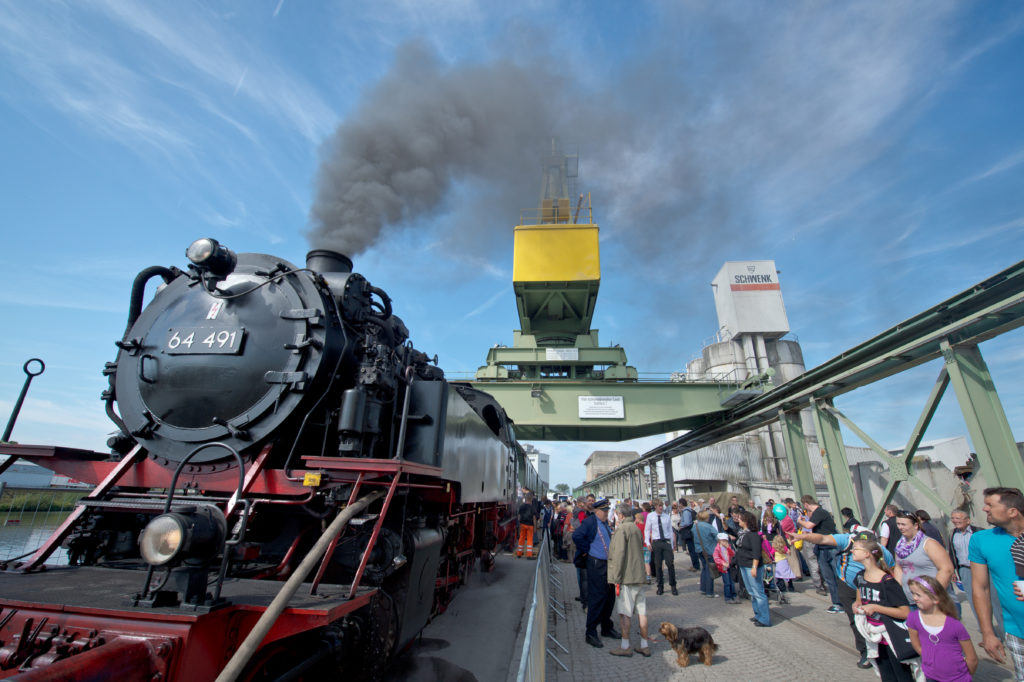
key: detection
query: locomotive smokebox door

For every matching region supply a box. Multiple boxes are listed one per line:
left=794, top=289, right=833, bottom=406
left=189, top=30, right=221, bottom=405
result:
left=114, top=252, right=344, bottom=464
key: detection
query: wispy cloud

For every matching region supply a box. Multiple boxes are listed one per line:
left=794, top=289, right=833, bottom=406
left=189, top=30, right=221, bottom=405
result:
left=0, top=5, right=194, bottom=158
left=88, top=0, right=335, bottom=143
left=0, top=0, right=335, bottom=166
left=463, top=288, right=506, bottom=319
left=198, top=203, right=247, bottom=229
left=944, top=10, right=1024, bottom=79
left=0, top=294, right=122, bottom=314
left=878, top=216, right=1024, bottom=263
left=431, top=245, right=507, bottom=280
left=945, top=147, right=1024, bottom=194
left=232, top=67, right=248, bottom=96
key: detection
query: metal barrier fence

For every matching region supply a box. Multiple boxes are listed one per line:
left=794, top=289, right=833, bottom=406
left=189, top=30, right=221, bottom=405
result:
left=515, top=534, right=569, bottom=682
left=0, top=485, right=80, bottom=564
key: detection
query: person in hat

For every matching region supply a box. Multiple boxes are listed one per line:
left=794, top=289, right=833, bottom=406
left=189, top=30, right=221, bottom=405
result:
left=790, top=525, right=901, bottom=669
left=572, top=498, right=621, bottom=648
left=713, top=532, right=740, bottom=604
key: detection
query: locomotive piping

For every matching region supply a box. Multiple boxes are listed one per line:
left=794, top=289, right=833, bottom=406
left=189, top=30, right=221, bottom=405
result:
left=124, top=266, right=178, bottom=337
left=215, top=489, right=386, bottom=682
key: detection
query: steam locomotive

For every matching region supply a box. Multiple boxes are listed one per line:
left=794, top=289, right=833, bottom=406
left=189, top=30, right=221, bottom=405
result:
left=0, top=240, right=544, bottom=681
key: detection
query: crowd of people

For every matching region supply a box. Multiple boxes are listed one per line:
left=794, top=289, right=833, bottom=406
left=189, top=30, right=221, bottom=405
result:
left=515, top=486, right=1024, bottom=681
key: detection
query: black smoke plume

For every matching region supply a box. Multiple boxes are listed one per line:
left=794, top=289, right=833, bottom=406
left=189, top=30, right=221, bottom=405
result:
left=308, top=6, right=965, bottom=365
left=309, top=41, right=567, bottom=256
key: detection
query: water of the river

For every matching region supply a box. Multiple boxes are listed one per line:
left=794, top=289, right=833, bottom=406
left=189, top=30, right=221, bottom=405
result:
left=0, top=510, right=70, bottom=564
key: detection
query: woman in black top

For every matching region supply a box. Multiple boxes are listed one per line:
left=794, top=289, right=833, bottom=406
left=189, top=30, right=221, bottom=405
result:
left=840, top=507, right=860, bottom=532
left=913, top=509, right=944, bottom=545
left=852, top=539, right=912, bottom=682
left=736, top=511, right=771, bottom=627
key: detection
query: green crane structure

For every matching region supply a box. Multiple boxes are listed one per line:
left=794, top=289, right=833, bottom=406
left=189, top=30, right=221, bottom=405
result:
left=470, top=148, right=747, bottom=446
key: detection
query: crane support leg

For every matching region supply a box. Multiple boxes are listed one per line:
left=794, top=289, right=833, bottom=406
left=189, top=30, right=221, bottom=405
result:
left=811, top=398, right=861, bottom=520
left=829, top=367, right=950, bottom=528
left=942, top=341, right=1024, bottom=489
left=662, top=455, right=676, bottom=504
left=779, top=409, right=815, bottom=499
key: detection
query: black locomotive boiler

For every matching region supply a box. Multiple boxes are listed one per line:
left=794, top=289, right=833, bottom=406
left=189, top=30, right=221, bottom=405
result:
left=0, top=239, right=544, bottom=681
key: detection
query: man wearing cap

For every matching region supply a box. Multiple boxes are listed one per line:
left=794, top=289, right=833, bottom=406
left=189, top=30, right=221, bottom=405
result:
left=790, top=526, right=899, bottom=670
left=573, top=498, right=621, bottom=647
left=607, top=503, right=652, bottom=657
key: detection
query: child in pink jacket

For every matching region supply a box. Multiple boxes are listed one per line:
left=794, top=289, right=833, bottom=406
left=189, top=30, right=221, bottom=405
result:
left=712, top=533, right=739, bottom=604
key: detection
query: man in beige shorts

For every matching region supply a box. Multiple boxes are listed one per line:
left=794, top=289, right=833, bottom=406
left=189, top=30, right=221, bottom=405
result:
left=607, top=503, right=652, bottom=657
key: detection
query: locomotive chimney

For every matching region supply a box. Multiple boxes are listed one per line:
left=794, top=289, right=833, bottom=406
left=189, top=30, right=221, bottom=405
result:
left=306, top=249, right=353, bottom=274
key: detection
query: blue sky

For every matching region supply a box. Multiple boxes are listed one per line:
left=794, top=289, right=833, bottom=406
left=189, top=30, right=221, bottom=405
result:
left=1, top=1, right=1022, bottom=491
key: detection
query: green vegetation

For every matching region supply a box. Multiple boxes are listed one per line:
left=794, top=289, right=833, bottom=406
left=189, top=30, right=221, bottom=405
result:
left=0, top=490, right=82, bottom=513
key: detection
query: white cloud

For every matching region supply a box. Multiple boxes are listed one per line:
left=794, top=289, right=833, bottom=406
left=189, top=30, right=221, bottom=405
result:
left=946, top=147, right=1024, bottom=195
left=464, top=288, right=506, bottom=319
left=877, top=217, right=1024, bottom=263
left=0, top=5, right=194, bottom=157
left=87, top=0, right=336, bottom=143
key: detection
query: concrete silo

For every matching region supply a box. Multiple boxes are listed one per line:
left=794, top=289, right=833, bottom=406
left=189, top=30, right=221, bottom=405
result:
left=668, top=261, right=825, bottom=505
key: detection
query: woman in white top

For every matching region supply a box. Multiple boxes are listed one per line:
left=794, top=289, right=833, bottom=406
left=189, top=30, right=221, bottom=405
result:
left=894, top=510, right=954, bottom=602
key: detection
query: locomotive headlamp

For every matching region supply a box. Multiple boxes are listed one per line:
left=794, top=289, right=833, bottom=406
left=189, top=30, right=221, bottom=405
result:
left=139, top=513, right=185, bottom=565
left=186, top=238, right=237, bottom=278
left=139, top=506, right=227, bottom=567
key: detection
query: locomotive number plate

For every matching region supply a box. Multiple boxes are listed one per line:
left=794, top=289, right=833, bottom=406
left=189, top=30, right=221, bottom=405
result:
left=165, top=327, right=246, bottom=355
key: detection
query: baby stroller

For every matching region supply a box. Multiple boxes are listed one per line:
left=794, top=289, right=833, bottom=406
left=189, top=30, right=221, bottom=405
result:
left=762, top=562, right=790, bottom=605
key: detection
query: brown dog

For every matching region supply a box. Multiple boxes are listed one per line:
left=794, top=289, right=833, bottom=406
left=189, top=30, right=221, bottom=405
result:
left=659, top=622, right=718, bottom=667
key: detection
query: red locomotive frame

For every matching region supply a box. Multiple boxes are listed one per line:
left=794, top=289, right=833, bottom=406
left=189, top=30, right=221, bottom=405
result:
left=0, top=443, right=516, bottom=680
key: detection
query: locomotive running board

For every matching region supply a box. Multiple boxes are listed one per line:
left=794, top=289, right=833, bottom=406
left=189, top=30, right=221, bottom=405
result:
left=16, top=445, right=147, bottom=573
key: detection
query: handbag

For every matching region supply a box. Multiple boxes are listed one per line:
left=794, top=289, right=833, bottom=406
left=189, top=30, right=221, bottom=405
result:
left=879, top=614, right=918, bottom=662
left=573, top=549, right=588, bottom=569
left=786, top=550, right=803, bottom=578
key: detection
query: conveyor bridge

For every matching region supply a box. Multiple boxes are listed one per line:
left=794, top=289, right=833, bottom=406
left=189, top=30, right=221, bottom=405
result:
left=579, top=259, right=1024, bottom=526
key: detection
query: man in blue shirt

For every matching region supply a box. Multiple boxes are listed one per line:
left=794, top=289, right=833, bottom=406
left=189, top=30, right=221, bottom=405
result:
left=572, top=498, right=620, bottom=648
left=791, top=526, right=897, bottom=669
left=968, top=486, right=1024, bottom=679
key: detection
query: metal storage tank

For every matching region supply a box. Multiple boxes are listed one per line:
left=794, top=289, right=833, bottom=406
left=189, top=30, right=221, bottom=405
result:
left=686, top=356, right=707, bottom=381
left=768, top=339, right=818, bottom=445
left=769, top=339, right=805, bottom=383
left=702, top=340, right=748, bottom=382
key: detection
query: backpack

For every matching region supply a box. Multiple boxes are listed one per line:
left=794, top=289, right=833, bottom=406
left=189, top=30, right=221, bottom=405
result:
left=757, top=532, right=774, bottom=565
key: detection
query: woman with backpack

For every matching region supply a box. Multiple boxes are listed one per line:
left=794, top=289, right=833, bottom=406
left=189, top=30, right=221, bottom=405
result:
left=694, top=510, right=719, bottom=598
left=736, top=510, right=771, bottom=627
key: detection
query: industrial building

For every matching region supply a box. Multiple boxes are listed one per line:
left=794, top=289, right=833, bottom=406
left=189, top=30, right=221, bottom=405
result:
left=597, top=260, right=982, bottom=525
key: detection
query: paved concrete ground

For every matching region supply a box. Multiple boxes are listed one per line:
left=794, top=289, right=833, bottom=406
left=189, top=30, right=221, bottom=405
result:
left=384, top=550, right=537, bottom=681
left=545, top=556, right=1016, bottom=681
left=379, top=547, right=1017, bottom=681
